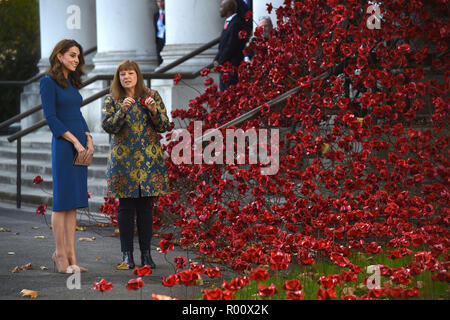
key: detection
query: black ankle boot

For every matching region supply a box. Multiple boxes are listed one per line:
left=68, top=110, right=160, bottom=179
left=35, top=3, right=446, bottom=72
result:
left=141, top=250, right=156, bottom=269
left=122, top=251, right=135, bottom=269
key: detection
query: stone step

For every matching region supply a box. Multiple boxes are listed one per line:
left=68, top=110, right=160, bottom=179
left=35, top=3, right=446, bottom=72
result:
left=0, top=133, right=141, bottom=216
left=0, top=145, right=109, bottom=166
left=0, top=182, right=107, bottom=214
left=0, top=133, right=111, bottom=211
left=0, top=139, right=112, bottom=153
left=0, top=169, right=109, bottom=198
left=0, top=157, right=108, bottom=179
left=0, top=131, right=110, bottom=145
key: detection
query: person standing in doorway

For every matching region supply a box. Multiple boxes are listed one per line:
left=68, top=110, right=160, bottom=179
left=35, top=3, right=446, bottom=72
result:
left=213, top=0, right=247, bottom=91
left=237, top=0, right=252, bottom=36
left=154, top=0, right=166, bottom=65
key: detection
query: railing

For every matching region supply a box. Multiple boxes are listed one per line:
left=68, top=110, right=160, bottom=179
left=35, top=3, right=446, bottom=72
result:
left=5, top=68, right=214, bottom=143
left=197, top=61, right=344, bottom=143
left=197, top=46, right=449, bottom=142
left=0, top=46, right=99, bottom=132
left=0, top=38, right=220, bottom=208
left=0, top=46, right=98, bottom=87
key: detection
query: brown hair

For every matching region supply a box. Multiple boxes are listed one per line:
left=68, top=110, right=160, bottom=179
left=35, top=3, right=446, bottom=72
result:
left=110, top=60, right=147, bottom=99
left=47, top=39, right=85, bottom=89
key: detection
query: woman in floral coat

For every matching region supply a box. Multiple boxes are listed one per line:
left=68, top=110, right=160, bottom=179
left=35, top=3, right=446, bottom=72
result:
left=102, top=60, right=170, bottom=269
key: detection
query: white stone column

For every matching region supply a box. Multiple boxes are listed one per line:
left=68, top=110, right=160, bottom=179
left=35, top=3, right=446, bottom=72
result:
left=83, top=0, right=160, bottom=133
left=22, top=0, right=97, bottom=131
left=37, top=0, right=97, bottom=72
left=92, top=0, right=158, bottom=74
left=253, top=0, right=284, bottom=31
left=161, top=0, right=223, bottom=72
left=152, top=0, right=223, bottom=128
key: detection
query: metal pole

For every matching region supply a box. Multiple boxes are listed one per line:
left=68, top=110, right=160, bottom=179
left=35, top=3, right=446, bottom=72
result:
left=16, top=137, right=21, bottom=209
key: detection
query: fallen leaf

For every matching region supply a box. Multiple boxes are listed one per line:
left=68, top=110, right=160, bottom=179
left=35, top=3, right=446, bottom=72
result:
left=0, top=228, right=11, bottom=232
left=95, top=257, right=101, bottom=261
left=196, top=274, right=204, bottom=286
left=11, top=266, right=20, bottom=273
left=342, top=287, right=355, bottom=295
left=116, top=261, right=129, bottom=270
left=34, top=236, right=46, bottom=239
left=322, top=143, right=330, bottom=155
left=76, top=226, right=86, bottom=231
left=97, top=223, right=108, bottom=227
left=358, top=283, right=367, bottom=290
left=21, top=263, right=33, bottom=270
left=8, top=252, right=15, bottom=255
left=32, top=227, right=39, bottom=230
left=78, top=237, right=96, bottom=242
left=40, top=266, right=48, bottom=271
left=114, top=229, right=120, bottom=235
left=20, top=289, right=40, bottom=299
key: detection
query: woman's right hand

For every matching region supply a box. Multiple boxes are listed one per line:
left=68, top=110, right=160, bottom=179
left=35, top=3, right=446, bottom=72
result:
left=74, top=141, right=86, bottom=153
left=74, top=141, right=91, bottom=164
left=122, top=97, right=135, bottom=113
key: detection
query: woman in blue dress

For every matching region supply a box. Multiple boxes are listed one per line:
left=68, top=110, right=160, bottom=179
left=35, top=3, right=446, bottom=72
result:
left=40, top=39, right=94, bottom=274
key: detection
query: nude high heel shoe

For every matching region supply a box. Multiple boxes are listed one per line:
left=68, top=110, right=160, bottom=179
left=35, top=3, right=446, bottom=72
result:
left=52, top=252, right=74, bottom=274
left=67, top=255, right=88, bottom=272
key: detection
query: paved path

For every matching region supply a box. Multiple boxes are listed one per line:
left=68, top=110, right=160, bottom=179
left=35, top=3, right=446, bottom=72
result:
left=0, top=201, right=203, bottom=300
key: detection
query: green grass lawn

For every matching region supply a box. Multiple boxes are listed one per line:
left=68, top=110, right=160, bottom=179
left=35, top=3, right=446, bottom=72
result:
left=203, top=246, right=448, bottom=300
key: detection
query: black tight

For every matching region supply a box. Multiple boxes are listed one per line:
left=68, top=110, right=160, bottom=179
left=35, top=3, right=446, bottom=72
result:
left=118, top=189, right=154, bottom=252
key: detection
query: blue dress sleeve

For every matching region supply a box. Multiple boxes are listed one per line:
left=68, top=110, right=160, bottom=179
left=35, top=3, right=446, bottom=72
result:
left=81, top=116, right=90, bottom=133
left=40, top=76, right=69, bottom=138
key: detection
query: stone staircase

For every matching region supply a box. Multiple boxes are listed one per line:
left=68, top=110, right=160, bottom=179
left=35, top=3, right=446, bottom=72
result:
left=0, top=131, right=111, bottom=214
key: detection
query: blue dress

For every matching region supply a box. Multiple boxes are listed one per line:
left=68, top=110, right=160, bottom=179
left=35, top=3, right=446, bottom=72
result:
left=40, top=75, right=90, bottom=211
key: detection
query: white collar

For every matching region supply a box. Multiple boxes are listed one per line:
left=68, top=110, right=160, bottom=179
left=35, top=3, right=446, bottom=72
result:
left=226, top=13, right=237, bottom=22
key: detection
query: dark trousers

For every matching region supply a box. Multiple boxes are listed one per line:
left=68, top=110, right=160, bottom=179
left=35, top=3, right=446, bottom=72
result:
left=219, top=71, right=238, bottom=91
left=156, top=37, right=165, bottom=65
left=118, top=195, right=154, bottom=252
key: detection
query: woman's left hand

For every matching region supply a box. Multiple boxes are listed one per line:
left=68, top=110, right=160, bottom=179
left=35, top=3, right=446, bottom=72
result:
left=143, top=96, right=157, bottom=116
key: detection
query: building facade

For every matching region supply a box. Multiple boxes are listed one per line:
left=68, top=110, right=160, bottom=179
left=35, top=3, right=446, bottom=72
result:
left=21, top=0, right=284, bottom=133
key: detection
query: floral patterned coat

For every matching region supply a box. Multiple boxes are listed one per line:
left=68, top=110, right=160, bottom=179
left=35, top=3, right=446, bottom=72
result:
left=101, top=89, right=170, bottom=199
